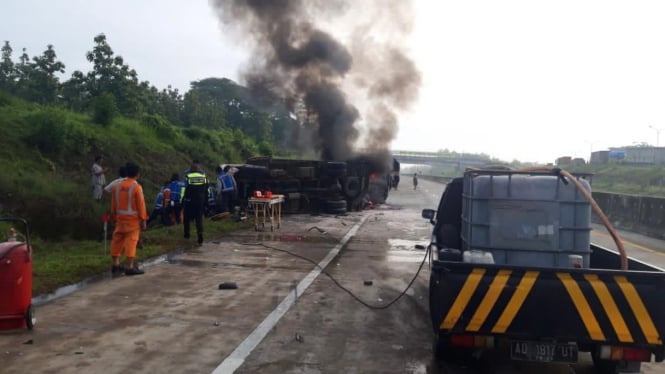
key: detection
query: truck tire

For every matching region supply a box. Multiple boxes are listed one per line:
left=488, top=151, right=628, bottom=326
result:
left=323, top=199, right=347, bottom=215
left=591, top=353, right=620, bottom=374
left=432, top=332, right=448, bottom=361
left=324, top=200, right=347, bottom=210
left=432, top=333, right=473, bottom=363
left=342, top=177, right=362, bottom=199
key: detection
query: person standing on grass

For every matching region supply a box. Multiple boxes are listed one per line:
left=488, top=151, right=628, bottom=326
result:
left=92, top=155, right=109, bottom=201
left=183, top=160, right=208, bottom=245
left=110, top=162, right=148, bottom=276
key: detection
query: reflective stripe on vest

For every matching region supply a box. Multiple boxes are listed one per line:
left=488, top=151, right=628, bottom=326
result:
left=115, top=180, right=139, bottom=216
left=186, top=172, right=207, bottom=186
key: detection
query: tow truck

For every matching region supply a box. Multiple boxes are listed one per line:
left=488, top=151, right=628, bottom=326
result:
left=422, top=168, right=665, bottom=373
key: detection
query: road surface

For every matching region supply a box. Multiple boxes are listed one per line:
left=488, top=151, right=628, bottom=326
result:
left=0, top=177, right=663, bottom=373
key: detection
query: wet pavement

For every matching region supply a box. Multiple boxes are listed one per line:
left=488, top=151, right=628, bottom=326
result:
left=0, top=178, right=663, bottom=373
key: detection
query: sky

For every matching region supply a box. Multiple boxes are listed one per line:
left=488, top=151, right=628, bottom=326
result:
left=3, top=0, right=665, bottom=164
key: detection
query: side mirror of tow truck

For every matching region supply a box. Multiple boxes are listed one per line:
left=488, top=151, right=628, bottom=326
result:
left=421, top=209, right=435, bottom=225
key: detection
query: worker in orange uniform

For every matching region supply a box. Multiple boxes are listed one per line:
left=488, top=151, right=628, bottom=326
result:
left=110, top=162, right=148, bottom=276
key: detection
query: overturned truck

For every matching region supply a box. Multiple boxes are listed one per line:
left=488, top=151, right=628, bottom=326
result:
left=231, top=155, right=399, bottom=215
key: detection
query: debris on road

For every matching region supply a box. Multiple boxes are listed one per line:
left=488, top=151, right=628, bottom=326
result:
left=307, top=226, right=327, bottom=234
left=363, top=280, right=373, bottom=286
left=218, top=282, right=238, bottom=290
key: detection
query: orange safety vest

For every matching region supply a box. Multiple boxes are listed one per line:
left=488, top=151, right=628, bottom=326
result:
left=111, top=178, right=148, bottom=223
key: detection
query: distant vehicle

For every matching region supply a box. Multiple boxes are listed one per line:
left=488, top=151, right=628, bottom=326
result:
left=422, top=168, right=665, bottom=373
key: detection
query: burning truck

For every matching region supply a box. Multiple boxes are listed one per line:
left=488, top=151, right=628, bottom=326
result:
left=229, top=154, right=400, bottom=215
left=209, top=1, right=417, bottom=216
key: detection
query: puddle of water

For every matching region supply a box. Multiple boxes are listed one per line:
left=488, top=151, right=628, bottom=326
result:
left=225, top=233, right=339, bottom=244
left=404, top=361, right=428, bottom=374
left=388, top=238, right=427, bottom=251
left=386, top=254, right=428, bottom=263
left=167, top=258, right=246, bottom=270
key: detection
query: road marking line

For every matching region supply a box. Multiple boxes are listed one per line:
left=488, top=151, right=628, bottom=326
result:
left=593, top=230, right=665, bottom=257
left=212, top=215, right=369, bottom=374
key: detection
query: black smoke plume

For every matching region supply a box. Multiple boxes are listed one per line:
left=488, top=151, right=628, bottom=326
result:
left=210, top=0, right=420, bottom=168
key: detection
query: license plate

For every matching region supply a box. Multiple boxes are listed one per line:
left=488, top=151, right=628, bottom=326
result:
left=510, top=340, right=578, bottom=363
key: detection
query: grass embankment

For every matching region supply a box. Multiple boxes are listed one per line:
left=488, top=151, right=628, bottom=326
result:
left=29, top=217, right=252, bottom=296
left=0, top=92, right=262, bottom=295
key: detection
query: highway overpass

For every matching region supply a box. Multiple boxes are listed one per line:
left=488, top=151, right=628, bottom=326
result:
left=391, top=150, right=493, bottom=168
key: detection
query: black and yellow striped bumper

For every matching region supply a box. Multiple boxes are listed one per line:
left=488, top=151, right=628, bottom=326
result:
left=430, top=263, right=665, bottom=347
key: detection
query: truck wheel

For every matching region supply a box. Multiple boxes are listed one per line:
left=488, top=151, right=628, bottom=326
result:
left=591, top=353, right=620, bottom=374
left=342, top=177, right=362, bottom=199
left=432, top=332, right=448, bottom=360
left=325, top=200, right=347, bottom=210
left=433, top=332, right=475, bottom=364
left=25, top=304, right=35, bottom=330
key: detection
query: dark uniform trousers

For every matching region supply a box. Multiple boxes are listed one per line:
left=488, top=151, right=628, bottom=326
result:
left=183, top=171, right=207, bottom=241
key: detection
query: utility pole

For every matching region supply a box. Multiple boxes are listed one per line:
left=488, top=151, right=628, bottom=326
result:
left=649, top=125, right=664, bottom=147
left=584, top=140, right=595, bottom=164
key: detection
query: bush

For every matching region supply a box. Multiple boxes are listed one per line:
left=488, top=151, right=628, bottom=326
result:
left=92, top=92, right=117, bottom=126
left=140, top=113, right=178, bottom=140
left=0, top=91, right=12, bottom=106
left=258, top=140, right=274, bottom=156
left=65, top=120, right=95, bottom=156
left=24, top=108, right=69, bottom=157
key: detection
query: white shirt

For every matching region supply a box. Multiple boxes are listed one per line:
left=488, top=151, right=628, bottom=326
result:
left=92, top=162, right=106, bottom=186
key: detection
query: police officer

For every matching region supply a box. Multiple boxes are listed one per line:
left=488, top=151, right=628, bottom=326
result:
left=183, top=160, right=208, bottom=245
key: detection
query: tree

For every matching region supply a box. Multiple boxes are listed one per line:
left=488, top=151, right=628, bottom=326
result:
left=29, top=44, right=66, bottom=104
left=85, top=34, right=143, bottom=117
left=14, top=47, right=35, bottom=99
left=61, top=70, right=91, bottom=111
left=0, top=41, right=15, bottom=92
left=182, top=88, right=227, bottom=129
